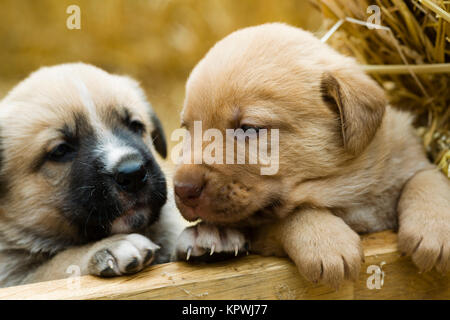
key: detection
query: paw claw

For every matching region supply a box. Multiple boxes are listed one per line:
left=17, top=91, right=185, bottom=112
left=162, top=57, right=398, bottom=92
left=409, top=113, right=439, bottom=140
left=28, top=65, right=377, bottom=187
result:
left=176, top=224, right=248, bottom=262
left=399, top=220, right=450, bottom=273
left=292, top=222, right=362, bottom=289
left=107, top=259, right=114, bottom=270
left=186, top=246, right=192, bottom=261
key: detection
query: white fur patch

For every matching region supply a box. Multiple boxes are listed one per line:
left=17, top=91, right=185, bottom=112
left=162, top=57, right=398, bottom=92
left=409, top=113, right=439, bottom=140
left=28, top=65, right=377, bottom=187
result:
left=99, top=142, right=138, bottom=173
left=70, top=72, right=144, bottom=174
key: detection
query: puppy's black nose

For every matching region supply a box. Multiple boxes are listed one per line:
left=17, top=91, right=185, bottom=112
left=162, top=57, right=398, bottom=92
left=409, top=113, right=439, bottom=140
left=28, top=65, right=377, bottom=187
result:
left=174, top=182, right=204, bottom=208
left=114, top=160, right=147, bottom=193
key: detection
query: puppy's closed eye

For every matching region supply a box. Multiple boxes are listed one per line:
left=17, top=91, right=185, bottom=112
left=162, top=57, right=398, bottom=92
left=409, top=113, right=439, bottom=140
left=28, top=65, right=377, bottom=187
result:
left=239, top=124, right=264, bottom=133
left=47, top=142, right=77, bottom=163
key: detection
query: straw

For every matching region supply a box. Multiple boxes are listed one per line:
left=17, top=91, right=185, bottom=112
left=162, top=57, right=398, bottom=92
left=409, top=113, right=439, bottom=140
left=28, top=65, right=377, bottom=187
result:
left=315, top=0, right=450, bottom=177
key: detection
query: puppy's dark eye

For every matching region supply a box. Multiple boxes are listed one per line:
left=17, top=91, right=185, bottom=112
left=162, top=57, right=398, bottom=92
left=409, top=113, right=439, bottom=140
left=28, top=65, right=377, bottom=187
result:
left=48, top=143, right=76, bottom=162
left=129, top=120, right=145, bottom=135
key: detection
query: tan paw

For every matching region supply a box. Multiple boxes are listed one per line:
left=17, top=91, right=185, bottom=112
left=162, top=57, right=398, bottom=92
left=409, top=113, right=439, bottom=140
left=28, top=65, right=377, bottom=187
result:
left=290, top=224, right=363, bottom=289
left=398, top=168, right=450, bottom=274
left=398, top=217, right=450, bottom=274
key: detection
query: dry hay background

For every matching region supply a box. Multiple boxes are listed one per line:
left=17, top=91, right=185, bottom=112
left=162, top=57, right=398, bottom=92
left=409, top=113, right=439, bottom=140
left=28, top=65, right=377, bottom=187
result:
left=314, top=0, right=450, bottom=177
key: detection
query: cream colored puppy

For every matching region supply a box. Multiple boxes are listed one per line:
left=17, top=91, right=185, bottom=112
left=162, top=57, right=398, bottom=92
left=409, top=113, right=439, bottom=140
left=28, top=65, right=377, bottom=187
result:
left=0, top=63, right=186, bottom=288
left=173, top=23, right=450, bottom=288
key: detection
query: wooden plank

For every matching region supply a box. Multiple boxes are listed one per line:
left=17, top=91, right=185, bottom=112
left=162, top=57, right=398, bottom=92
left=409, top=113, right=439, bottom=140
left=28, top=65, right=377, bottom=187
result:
left=356, top=233, right=450, bottom=299
left=0, top=231, right=448, bottom=300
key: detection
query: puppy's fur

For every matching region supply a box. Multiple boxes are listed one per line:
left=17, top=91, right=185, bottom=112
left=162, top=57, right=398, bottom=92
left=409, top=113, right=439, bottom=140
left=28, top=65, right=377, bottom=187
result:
left=174, top=23, right=450, bottom=288
left=0, top=63, right=186, bottom=288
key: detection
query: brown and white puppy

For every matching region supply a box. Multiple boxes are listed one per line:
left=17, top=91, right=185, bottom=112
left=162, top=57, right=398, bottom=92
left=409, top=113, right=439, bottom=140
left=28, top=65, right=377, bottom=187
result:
left=0, top=63, right=186, bottom=288
left=173, top=23, right=450, bottom=288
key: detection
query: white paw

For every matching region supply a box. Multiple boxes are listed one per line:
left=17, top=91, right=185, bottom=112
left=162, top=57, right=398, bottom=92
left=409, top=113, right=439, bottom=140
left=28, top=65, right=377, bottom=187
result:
left=175, top=223, right=248, bottom=261
left=88, top=234, right=160, bottom=277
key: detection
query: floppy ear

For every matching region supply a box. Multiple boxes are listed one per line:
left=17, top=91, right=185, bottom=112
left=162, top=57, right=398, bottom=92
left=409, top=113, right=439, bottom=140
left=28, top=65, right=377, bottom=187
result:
left=150, top=112, right=167, bottom=159
left=321, top=71, right=386, bottom=155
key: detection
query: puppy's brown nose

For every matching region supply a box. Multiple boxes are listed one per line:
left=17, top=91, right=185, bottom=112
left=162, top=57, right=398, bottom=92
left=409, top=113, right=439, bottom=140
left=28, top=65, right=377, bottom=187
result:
left=174, top=182, right=204, bottom=208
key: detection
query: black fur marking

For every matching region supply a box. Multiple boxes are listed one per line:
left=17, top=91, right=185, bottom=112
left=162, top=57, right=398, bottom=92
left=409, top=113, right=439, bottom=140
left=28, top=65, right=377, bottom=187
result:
left=32, top=112, right=94, bottom=171
left=111, top=127, right=168, bottom=219
left=63, top=117, right=167, bottom=242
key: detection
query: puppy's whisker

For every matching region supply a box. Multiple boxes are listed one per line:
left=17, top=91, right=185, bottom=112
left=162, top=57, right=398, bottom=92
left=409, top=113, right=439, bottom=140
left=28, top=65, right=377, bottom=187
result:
left=78, top=161, right=96, bottom=169
left=75, top=186, right=95, bottom=192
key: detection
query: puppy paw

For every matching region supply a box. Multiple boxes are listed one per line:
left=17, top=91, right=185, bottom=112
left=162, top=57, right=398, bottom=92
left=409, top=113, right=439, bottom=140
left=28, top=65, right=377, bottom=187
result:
left=88, top=234, right=160, bottom=277
left=175, top=223, right=248, bottom=262
left=398, top=168, right=450, bottom=274
left=292, top=228, right=363, bottom=289
left=398, top=217, right=450, bottom=274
